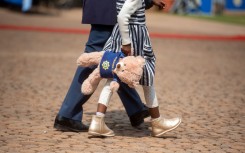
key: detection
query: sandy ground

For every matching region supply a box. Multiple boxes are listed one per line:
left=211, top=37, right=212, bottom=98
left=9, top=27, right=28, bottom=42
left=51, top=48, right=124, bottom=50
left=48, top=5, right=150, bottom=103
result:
left=0, top=8, right=245, bottom=153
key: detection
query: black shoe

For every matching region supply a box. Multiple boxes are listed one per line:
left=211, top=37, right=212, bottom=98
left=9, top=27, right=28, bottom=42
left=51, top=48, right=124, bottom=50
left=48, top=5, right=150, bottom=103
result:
left=54, top=115, right=89, bottom=132
left=129, top=106, right=150, bottom=127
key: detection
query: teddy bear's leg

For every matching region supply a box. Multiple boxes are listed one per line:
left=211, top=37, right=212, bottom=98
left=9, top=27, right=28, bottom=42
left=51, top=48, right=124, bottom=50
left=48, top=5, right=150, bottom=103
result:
left=82, top=68, right=102, bottom=95
left=110, top=81, right=120, bottom=92
left=77, top=51, right=105, bottom=67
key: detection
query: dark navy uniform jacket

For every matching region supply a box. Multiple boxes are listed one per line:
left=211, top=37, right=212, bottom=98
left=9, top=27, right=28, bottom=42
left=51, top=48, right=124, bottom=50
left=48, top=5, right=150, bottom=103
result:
left=82, top=0, right=153, bottom=25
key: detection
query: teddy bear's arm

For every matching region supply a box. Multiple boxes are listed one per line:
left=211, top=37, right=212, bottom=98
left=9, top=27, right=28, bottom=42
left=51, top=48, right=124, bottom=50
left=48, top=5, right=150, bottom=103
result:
left=77, top=51, right=104, bottom=67
left=82, top=67, right=102, bottom=95
left=110, top=81, right=120, bottom=92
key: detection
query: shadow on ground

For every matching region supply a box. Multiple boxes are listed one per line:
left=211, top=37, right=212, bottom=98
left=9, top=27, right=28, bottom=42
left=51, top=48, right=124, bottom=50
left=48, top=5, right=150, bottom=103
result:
left=84, top=110, right=180, bottom=139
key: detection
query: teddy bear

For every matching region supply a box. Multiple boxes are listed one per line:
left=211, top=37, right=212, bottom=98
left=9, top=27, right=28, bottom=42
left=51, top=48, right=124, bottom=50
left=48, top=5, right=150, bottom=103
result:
left=76, top=51, right=145, bottom=95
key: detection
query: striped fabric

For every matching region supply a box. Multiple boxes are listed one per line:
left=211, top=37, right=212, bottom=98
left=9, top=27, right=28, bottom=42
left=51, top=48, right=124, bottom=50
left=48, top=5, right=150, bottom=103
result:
left=103, top=0, right=156, bottom=86
left=117, top=0, right=146, bottom=25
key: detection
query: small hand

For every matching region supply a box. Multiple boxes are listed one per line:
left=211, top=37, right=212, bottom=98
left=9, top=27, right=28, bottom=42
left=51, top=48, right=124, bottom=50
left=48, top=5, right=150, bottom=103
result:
left=152, top=0, right=166, bottom=10
left=121, top=44, right=131, bottom=56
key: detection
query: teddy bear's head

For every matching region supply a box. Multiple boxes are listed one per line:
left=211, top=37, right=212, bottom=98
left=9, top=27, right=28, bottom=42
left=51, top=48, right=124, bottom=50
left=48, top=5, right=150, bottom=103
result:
left=113, top=56, right=145, bottom=88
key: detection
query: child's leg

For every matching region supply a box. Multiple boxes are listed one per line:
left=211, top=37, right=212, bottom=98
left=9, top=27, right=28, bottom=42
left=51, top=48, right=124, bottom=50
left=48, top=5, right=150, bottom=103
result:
left=143, top=85, right=160, bottom=119
left=88, top=79, right=115, bottom=137
left=96, top=79, right=113, bottom=115
left=143, top=85, right=181, bottom=137
left=97, top=79, right=113, bottom=114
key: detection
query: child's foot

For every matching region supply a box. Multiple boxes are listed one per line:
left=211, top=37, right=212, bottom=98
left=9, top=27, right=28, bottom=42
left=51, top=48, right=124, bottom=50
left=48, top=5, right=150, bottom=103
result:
left=151, top=116, right=181, bottom=137
left=88, top=115, right=115, bottom=137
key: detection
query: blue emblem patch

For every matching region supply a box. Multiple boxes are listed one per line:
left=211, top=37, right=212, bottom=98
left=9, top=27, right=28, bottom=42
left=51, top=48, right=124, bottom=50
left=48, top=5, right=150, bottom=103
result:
left=99, top=51, right=125, bottom=81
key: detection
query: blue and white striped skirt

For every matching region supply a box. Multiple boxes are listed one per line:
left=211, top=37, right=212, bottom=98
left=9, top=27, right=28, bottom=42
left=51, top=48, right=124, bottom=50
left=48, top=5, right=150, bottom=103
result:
left=103, top=24, right=156, bottom=86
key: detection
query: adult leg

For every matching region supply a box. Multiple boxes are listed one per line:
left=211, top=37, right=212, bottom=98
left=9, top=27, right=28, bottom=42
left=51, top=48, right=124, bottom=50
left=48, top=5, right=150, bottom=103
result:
left=54, top=24, right=114, bottom=132
left=54, top=66, right=94, bottom=132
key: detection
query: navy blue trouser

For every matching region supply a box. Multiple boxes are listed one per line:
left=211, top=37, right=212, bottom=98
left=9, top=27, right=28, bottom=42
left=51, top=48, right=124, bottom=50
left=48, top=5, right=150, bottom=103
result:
left=58, top=24, right=145, bottom=121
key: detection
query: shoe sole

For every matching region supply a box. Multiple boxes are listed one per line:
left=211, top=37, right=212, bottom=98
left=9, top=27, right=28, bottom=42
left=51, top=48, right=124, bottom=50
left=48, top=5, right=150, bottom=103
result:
left=54, top=123, right=88, bottom=132
left=152, top=118, right=182, bottom=137
left=88, top=131, right=115, bottom=137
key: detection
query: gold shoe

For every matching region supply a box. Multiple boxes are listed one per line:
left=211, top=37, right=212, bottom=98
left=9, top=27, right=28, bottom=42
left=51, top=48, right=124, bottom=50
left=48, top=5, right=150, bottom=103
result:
left=88, top=115, right=115, bottom=137
left=151, top=116, right=181, bottom=137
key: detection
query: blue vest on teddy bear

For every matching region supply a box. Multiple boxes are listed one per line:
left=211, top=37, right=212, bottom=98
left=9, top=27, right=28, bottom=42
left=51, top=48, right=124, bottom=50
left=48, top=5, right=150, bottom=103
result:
left=99, top=51, right=125, bottom=82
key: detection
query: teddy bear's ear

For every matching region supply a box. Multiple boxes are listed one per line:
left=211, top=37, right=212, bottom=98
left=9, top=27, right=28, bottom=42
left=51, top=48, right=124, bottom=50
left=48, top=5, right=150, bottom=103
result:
left=113, top=63, right=122, bottom=74
left=116, top=63, right=121, bottom=69
left=136, top=56, right=145, bottom=66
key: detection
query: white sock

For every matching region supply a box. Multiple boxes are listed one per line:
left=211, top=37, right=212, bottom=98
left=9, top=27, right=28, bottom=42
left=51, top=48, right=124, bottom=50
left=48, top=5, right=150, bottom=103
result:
left=96, top=112, right=105, bottom=117
left=151, top=116, right=161, bottom=121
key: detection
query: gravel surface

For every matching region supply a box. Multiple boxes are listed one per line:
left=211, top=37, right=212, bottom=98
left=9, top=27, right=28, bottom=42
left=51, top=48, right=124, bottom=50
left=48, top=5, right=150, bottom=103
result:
left=0, top=8, right=245, bottom=153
